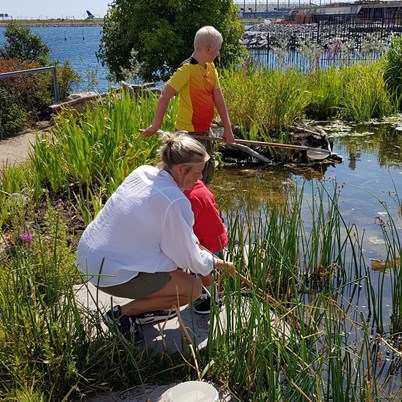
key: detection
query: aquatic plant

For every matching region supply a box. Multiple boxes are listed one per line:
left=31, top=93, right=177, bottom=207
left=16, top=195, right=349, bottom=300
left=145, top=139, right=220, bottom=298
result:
left=0, top=66, right=401, bottom=400
left=384, top=34, right=402, bottom=108
left=30, top=89, right=171, bottom=223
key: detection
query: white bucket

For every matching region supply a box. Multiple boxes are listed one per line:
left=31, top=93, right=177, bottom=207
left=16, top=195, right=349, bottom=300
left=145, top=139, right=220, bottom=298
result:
left=168, top=381, right=219, bottom=402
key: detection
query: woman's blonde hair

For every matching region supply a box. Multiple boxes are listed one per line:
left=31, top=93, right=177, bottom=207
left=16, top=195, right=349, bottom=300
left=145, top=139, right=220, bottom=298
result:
left=194, top=26, right=223, bottom=51
left=158, top=131, right=209, bottom=171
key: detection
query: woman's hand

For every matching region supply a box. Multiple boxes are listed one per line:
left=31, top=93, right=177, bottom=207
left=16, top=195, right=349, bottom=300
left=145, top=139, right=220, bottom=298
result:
left=214, top=258, right=235, bottom=276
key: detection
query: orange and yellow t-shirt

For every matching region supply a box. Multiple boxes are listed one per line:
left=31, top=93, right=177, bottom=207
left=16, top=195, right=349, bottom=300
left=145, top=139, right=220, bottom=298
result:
left=167, top=57, right=220, bottom=132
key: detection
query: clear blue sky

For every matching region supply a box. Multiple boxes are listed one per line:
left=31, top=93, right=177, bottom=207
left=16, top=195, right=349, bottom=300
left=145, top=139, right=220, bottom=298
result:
left=0, top=0, right=110, bottom=20
left=0, top=1, right=350, bottom=20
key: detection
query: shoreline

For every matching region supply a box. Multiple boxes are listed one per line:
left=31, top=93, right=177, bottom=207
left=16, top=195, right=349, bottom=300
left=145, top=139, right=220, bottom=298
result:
left=0, top=19, right=103, bottom=27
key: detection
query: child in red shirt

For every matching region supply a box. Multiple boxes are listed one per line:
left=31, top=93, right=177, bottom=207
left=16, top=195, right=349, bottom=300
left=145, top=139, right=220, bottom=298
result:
left=184, top=180, right=228, bottom=314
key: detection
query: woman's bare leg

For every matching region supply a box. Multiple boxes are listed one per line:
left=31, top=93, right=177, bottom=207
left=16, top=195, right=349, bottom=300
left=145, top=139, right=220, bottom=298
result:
left=120, top=269, right=202, bottom=316
left=199, top=274, right=212, bottom=287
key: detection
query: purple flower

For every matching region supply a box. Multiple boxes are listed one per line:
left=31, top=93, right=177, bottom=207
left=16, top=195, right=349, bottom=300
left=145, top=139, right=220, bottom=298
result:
left=333, top=42, right=341, bottom=59
left=20, top=232, right=34, bottom=243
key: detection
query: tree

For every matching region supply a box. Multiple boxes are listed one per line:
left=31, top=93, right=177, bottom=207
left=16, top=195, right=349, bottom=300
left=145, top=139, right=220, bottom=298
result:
left=0, top=22, right=50, bottom=65
left=98, top=0, right=244, bottom=82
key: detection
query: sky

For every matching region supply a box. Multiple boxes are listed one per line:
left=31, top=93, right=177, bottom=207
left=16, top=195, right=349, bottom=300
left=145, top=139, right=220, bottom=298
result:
left=0, top=0, right=111, bottom=20
left=0, top=1, right=352, bottom=20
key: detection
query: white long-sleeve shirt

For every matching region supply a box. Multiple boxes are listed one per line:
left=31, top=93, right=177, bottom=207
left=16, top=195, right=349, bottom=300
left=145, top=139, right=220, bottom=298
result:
left=76, top=165, right=214, bottom=287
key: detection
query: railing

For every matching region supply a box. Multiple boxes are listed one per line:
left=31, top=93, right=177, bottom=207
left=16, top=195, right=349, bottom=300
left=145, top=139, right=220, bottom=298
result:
left=244, top=16, right=401, bottom=70
left=0, top=66, right=59, bottom=103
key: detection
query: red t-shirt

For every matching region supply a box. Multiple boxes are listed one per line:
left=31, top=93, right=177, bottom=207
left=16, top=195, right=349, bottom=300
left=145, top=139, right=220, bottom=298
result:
left=184, top=181, right=228, bottom=253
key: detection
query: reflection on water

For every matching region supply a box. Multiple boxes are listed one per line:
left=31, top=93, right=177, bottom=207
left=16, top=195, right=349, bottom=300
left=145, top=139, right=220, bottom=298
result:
left=210, top=120, right=401, bottom=399
left=211, top=119, right=401, bottom=262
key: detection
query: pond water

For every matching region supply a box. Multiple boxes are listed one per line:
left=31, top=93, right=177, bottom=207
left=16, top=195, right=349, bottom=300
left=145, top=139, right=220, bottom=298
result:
left=211, top=119, right=401, bottom=262
left=210, top=119, right=401, bottom=399
left=0, top=25, right=109, bottom=92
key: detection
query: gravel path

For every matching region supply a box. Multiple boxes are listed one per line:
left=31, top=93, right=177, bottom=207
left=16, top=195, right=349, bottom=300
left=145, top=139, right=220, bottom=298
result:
left=0, top=121, right=52, bottom=172
left=0, top=131, right=37, bottom=168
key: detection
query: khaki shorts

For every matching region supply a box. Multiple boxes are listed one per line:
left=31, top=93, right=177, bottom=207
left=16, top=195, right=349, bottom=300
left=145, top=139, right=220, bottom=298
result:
left=98, top=271, right=170, bottom=299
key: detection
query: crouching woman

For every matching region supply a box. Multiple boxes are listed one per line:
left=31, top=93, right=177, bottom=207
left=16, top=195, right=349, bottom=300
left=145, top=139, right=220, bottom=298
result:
left=75, top=132, right=233, bottom=342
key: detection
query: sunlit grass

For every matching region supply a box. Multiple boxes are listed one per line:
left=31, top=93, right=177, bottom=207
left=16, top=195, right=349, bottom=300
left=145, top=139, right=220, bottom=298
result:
left=220, top=65, right=311, bottom=135
left=0, top=64, right=401, bottom=400
left=1, top=166, right=400, bottom=400
left=221, top=60, right=399, bottom=135
left=200, top=180, right=400, bottom=400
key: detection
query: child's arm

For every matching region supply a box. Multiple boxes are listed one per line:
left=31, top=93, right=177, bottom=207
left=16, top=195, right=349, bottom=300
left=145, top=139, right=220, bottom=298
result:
left=141, top=84, right=177, bottom=136
left=213, top=88, right=235, bottom=144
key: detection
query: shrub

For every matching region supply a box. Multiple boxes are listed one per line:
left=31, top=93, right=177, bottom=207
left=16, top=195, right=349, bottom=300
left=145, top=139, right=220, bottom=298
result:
left=0, top=21, right=50, bottom=65
left=98, top=0, right=244, bottom=81
left=0, top=87, right=28, bottom=138
left=0, top=58, right=79, bottom=131
left=0, top=22, right=80, bottom=135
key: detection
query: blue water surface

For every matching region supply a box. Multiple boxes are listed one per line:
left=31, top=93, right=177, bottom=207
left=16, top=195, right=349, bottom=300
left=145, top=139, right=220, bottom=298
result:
left=0, top=25, right=110, bottom=92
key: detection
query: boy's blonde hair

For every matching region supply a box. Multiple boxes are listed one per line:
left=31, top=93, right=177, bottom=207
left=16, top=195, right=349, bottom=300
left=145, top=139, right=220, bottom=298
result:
left=194, top=26, right=223, bottom=51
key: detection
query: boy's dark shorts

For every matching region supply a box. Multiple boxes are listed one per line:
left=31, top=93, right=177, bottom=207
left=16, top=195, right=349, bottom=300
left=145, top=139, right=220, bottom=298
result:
left=98, top=271, right=170, bottom=299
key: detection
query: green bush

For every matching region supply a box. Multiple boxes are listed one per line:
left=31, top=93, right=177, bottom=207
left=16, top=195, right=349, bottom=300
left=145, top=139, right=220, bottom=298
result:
left=0, top=22, right=80, bottom=133
left=0, top=21, right=50, bottom=65
left=0, top=87, right=28, bottom=138
left=98, top=0, right=244, bottom=81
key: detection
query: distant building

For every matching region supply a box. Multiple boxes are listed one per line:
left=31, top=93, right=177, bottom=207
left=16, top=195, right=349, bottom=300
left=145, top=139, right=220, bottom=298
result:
left=0, top=13, right=10, bottom=19
left=236, top=1, right=402, bottom=24
left=286, top=1, right=402, bottom=24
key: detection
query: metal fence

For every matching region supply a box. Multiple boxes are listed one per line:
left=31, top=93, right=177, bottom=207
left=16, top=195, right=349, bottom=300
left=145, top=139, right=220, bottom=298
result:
left=0, top=66, right=59, bottom=103
left=245, top=16, right=402, bottom=70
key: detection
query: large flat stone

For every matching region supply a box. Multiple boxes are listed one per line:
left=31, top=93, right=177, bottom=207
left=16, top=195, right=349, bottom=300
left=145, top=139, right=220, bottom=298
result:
left=73, top=282, right=222, bottom=354
left=73, top=281, right=290, bottom=402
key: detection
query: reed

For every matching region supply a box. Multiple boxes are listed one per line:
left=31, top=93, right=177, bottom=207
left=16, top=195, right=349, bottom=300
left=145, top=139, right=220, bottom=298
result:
left=0, top=197, right=184, bottom=400
left=200, top=180, right=394, bottom=400
left=339, top=61, right=397, bottom=121
left=0, top=164, right=34, bottom=228
left=0, top=171, right=400, bottom=399
left=0, top=65, right=401, bottom=400
left=220, top=60, right=399, bottom=134
left=220, top=65, right=311, bottom=135
left=372, top=180, right=402, bottom=334
left=305, top=66, right=343, bottom=119
left=28, top=89, right=176, bottom=223
left=32, top=90, right=160, bottom=191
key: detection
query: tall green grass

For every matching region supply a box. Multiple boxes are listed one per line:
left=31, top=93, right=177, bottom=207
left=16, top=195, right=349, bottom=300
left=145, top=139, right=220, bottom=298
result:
left=31, top=90, right=162, bottom=191
left=202, top=181, right=399, bottom=400
left=28, top=89, right=178, bottom=223
left=0, top=62, right=401, bottom=400
left=0, top=197, right=188, bottom=400
left=369, top=179, right=402, bottom=334
left=220, top=65, right=311, bottom=135
left=0, top=174, right=400, bottom=400
left=339, top=61, right=398, bottom=121
left=221, top=60, right=399, bottom=135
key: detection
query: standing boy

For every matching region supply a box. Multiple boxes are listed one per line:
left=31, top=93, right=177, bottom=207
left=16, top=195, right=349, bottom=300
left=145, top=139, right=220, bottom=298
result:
left=184, top=180, right=228, bottom=314
left=141, top=26, right=235, bottom=185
